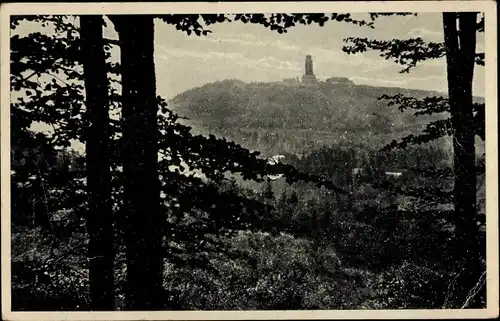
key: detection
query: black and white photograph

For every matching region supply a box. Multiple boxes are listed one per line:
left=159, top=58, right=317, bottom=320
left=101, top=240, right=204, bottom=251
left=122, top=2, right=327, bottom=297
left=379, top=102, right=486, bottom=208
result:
left=1, top=1, right=498, bottom=320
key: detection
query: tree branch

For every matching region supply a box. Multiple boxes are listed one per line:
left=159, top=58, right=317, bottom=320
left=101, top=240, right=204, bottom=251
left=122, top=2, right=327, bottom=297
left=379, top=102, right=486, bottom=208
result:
left=103, top=38, right=120, bottom=46
left=460, top=270, right=486, bottom=308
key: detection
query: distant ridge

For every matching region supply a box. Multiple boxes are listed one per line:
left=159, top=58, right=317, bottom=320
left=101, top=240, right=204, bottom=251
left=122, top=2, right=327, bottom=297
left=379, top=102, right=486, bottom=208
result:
left=169, top=79, right=484, bottom=156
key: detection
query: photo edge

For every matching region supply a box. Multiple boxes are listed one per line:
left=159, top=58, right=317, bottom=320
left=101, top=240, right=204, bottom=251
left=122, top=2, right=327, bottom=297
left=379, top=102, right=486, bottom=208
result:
left=1, top=1, right=497, bottom=320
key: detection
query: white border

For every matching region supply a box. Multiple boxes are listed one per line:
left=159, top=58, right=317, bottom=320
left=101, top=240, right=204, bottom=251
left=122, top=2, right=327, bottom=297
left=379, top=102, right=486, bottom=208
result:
left=0, top=1, right=497, bottom=14
left=1, top=2, right=498, bottom=320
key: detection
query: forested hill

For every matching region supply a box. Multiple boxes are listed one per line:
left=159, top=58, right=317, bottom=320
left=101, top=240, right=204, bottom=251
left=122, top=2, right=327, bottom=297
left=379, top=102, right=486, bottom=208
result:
left=169, top=79, right=484, bottom=156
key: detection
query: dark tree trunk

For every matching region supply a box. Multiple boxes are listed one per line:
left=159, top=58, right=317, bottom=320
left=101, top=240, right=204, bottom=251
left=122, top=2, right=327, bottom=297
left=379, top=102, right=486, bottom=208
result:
left=80, top=15, right=115, bottom=311
left=110, top=15, right=164, bottom=310
left=442, top=12, right=482, bottom=308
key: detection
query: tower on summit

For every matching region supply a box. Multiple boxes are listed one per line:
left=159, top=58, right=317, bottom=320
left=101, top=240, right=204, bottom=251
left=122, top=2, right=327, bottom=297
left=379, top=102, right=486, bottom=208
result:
left=305, top=55, right=314, bottom=75
left=302, top=54, right=317, bottom=83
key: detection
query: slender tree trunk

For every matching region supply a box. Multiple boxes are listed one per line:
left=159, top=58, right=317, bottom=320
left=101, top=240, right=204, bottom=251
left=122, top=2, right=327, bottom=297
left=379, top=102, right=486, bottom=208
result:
left=80, top=15, right=115, bottom=311
left=110, top=15, right=164, bottom=310
left=442, top=12, right=482, bottom=308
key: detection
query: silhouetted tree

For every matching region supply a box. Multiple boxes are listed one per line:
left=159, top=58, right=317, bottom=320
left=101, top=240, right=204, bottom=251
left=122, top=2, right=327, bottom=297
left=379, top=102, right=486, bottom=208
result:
left=442, top=12, right=483, bottom=307
left=108, top=15, right=164, bottom=310
left=80, top=15, right=115, bottom=311
left=342, top=12, right=485, bottom=307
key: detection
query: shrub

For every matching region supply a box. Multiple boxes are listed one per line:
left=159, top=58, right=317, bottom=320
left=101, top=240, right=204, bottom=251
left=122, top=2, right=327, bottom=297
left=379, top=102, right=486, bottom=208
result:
left=366, top=261, right=448, bottom=309
left=11, top=227, right=89, bottom=311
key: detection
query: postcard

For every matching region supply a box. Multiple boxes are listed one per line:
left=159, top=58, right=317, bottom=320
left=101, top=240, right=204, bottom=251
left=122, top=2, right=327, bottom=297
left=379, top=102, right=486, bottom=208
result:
left=1, top=1, right=498, bottom=320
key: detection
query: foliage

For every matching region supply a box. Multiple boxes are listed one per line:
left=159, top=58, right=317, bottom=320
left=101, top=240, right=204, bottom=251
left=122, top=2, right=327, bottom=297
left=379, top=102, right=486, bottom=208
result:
left=155, top=140, right=474, bottom=309
left=339, top=11, right=487, bottom=308
left=342, top=13, right=485, bottom=73
left=10, top=14, right=343, bottom=310
left=379, top=94, right=485, bottom=150
left=12, top=210, right=89, bottom=311
left=367, top=261, right=448, bottom=309
left=158, top=13, right=381, bottom=36
left=163, top=231, right=368, bottom=310
left=11, top=130, right=483, bottom=310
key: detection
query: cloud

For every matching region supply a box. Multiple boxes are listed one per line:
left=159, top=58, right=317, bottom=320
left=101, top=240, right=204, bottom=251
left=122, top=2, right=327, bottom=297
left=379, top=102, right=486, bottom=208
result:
left=156, top=41, right=399, bottom=83
left=407, top=56, right=447, bottom=70
left=156, top=45, right=301, bottom=73
left=157, top=25, right=397, bottom=75
left=351, top=74, right=448, bottom=92
left=157, top=46, right=244, bottom=61
left=199, top=32, right=302, bottom=53
left=309, top=46, right=394, bottom=73
left=407, top=27, right=443, bottom=41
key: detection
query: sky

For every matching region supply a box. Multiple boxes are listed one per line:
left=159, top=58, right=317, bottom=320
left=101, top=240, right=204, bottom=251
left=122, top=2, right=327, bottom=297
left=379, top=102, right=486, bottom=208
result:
left=117, top=13, right=485, bottom=99
left=13, top=13, right=486, bottom=100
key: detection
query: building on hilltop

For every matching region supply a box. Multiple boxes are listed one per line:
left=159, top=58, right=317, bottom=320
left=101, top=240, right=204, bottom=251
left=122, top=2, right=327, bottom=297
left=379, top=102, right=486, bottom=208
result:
left=281, top=55, right=354, bottom=86
left=305, top=55, right=314, bottom=75
left=302, top=54, right=317, bottom=84
left=325, top=77, right=354, bottom=85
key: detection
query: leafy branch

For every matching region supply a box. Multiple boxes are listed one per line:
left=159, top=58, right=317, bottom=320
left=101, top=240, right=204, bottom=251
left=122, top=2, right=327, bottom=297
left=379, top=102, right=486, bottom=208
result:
left=380, top=95, right=485, bottom=150
left=342, top=37, right=484, bottom=73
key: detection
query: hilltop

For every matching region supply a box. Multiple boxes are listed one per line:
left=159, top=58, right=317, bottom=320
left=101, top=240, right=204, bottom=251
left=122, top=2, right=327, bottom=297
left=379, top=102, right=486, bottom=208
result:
left=169, top=79, right=483, bottom=156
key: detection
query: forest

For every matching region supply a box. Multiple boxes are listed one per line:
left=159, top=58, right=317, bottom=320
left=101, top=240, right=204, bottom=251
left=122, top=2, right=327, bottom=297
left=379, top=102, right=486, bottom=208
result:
left=9, top=13, right=486, bottom=311
left=169, top=79, right=485, bottom=157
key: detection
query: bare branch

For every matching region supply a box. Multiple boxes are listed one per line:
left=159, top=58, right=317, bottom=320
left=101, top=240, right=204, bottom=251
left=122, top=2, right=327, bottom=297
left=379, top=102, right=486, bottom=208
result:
left=460, top=270, right=486, bottom=308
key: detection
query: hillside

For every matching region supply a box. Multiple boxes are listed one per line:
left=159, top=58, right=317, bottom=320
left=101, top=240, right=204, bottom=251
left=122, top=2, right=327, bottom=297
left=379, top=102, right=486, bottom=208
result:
left=169, top=79, right=484, bottom=156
